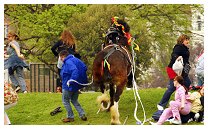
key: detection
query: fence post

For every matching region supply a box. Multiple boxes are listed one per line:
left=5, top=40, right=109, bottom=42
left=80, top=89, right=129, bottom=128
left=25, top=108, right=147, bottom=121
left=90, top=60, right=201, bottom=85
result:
left=52, top=64, right=55, bottom=92
left=38, top=64, right=40, bottom=92
left=34, top=64, right=36, bottom=92
left=43, top=64, right=45, bottom=92
left=30, top=64, right=32, bottom=92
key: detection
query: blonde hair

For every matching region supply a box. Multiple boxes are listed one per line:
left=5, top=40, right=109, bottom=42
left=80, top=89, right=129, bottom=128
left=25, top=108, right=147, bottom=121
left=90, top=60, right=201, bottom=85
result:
left=177, top=34, right=190, bottom=44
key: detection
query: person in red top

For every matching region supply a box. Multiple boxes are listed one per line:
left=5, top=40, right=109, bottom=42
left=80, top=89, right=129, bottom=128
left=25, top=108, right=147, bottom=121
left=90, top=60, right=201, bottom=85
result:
left=152, top=34, right=192, bottom=122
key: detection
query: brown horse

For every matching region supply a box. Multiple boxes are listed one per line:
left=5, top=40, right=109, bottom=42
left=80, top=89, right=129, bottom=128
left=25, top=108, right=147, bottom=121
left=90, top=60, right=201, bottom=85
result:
left=93, top=42, right=132, bottom=124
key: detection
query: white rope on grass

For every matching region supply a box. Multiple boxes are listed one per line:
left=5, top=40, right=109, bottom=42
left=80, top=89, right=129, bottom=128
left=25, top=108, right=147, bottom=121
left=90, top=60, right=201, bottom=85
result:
left=131, top=38, right=147, bottom=125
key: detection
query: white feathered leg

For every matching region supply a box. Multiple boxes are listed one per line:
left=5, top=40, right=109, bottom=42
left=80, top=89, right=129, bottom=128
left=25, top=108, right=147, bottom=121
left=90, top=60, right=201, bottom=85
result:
left=110, top=101, right=121, bottom=125
left=96, top=93, right=110, bottom=113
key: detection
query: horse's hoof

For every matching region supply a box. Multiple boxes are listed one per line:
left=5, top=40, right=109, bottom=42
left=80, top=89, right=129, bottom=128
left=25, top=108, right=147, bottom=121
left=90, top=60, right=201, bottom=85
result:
left=111, top=122, right=116, bottom=125
left=111, top=121, right=121, bottom=125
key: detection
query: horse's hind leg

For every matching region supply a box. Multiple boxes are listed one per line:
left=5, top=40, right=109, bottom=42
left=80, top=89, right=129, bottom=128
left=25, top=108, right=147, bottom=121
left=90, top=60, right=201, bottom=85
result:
left=114, top=82, right=125, bottom=102
left=109, top=83, right=115, bottom=109
left=110, top=81, right=126, bottom=125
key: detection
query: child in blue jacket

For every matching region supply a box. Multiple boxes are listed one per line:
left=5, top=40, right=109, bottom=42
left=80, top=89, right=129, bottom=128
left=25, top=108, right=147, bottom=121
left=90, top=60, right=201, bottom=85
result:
left=59, top=50, right=88, bottom=123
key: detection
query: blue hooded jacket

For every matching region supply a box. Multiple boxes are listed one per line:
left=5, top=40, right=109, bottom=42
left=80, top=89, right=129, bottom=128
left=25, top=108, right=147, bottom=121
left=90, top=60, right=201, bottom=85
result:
left=60, top=55, right=88, bottom=92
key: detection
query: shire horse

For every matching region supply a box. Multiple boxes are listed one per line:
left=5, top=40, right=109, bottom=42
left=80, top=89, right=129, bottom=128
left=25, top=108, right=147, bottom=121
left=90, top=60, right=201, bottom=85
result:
left=93, top=26, right=132, bottom=124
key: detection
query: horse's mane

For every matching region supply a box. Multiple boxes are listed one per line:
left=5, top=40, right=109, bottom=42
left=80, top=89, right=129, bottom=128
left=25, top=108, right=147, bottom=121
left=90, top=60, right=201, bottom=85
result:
left=116, top=19, right=130, bottom=33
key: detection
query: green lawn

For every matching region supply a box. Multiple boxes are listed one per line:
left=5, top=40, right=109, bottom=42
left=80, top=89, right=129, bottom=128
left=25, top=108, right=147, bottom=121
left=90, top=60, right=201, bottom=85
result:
left=5, top=88, right=203, bottom=125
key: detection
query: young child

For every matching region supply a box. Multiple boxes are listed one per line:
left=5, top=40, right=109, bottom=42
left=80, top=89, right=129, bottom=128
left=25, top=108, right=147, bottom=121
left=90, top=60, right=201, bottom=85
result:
left=188, top=86, right=204, bottom=122
left=150, top=76, right=191, bottom=125
left=59, top=50, right=88, bottom=123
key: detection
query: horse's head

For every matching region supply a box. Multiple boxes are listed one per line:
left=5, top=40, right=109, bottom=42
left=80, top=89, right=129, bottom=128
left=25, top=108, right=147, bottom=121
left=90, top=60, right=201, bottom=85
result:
left=104, top=27, right=128, bottom=46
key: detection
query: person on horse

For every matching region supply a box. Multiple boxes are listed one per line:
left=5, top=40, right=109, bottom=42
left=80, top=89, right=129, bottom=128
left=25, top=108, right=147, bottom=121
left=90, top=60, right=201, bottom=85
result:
left=104, top=17, right=134, bottom=88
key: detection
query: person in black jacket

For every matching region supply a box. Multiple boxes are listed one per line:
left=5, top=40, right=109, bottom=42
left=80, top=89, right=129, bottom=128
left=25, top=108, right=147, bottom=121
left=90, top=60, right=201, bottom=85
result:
left=51, top=29, right=81, bottom=92
left=157, top=34, right=192, bottom=110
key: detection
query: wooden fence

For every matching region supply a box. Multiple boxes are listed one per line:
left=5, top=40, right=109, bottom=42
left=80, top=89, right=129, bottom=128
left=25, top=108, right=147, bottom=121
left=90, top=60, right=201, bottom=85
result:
left=28, top=63, right=58, bottom=92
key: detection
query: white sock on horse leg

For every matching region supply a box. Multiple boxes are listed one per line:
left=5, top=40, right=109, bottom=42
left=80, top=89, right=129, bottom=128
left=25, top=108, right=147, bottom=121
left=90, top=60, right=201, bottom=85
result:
left=110, top=101, right=121, bottom=124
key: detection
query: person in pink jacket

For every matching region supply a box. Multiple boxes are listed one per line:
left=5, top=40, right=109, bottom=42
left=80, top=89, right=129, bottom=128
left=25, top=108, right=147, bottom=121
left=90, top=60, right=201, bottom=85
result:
left=151, top=76, right=191, bottom=125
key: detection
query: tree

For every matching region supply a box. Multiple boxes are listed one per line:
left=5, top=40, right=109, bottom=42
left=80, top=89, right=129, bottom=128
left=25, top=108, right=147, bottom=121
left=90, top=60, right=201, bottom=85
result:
left=128, top=4, right=203, bottom=87
left=4, top=4, right=203, bottom=87
left=66, top=4, right=203, bottom=86
left=4, top=4, right=87, bottom=73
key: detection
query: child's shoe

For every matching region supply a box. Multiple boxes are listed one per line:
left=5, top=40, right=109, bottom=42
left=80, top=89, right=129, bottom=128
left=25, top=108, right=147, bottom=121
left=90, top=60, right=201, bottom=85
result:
left=170, top=118, right=182, bottom=125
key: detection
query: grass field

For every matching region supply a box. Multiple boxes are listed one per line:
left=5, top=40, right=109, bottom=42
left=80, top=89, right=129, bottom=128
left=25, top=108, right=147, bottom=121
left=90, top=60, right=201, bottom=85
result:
left=5, top=88, right=203, bottom=125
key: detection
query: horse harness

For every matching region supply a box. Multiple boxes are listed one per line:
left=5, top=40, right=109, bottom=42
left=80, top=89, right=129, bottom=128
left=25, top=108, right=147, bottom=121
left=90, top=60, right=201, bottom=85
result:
left=101, top=44, right=132, bottom=76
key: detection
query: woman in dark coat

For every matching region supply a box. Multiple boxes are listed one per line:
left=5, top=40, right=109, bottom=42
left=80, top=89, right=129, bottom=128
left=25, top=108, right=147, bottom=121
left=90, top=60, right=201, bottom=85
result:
left=51, top=29, right=81, bottom=91
left=158, top=34, right=192, bottom=110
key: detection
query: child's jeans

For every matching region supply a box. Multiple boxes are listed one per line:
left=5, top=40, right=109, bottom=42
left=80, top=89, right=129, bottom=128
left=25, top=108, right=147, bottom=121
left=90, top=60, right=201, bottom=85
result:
left=62, top=89, right=85, bottom=118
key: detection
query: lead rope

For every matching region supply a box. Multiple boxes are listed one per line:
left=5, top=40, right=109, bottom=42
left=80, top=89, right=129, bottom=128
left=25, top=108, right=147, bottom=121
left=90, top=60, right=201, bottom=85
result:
left=67, top=77, right=93, bottom=86
left=131, top=38, right=147, bottom=125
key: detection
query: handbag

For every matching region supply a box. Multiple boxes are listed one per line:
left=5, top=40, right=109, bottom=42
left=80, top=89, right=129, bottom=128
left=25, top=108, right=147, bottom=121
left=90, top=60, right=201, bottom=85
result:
left=4, top=82, right=18, bottom=105
left=172, top=56, right=183, bottom=76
